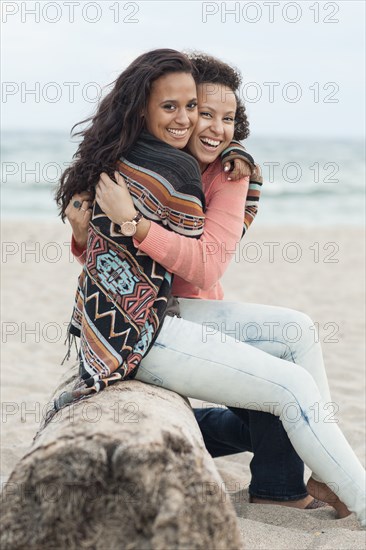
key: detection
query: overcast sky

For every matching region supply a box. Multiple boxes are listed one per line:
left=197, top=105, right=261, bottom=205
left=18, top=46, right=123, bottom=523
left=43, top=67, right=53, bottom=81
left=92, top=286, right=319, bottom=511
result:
left=1, top=0, right=365, bottom=138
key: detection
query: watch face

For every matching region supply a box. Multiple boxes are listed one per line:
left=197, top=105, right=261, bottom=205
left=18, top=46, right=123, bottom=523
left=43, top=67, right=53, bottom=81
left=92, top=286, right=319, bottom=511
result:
left=121, top=221, right=136, bottom=236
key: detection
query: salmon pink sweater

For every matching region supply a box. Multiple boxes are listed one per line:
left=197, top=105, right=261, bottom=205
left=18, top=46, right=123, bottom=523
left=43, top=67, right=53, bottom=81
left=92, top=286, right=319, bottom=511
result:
left=71, top=158, right=249, bottom=301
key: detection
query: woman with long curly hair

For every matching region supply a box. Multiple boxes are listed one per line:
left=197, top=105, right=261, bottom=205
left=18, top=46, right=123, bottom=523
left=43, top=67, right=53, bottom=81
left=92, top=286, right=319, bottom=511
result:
left=59, top=50, right=365, bottom=526
left=57, top=49, right=253, bottom=401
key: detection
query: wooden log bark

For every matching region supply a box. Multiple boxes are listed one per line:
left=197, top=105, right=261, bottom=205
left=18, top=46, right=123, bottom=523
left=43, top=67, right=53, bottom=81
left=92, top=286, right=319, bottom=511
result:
left=1, top=364, right=243, bottom=550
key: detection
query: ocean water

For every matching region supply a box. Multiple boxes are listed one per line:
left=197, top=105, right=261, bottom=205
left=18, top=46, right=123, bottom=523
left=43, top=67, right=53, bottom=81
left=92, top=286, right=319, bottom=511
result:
left=1, top=130, right=365, bottom=225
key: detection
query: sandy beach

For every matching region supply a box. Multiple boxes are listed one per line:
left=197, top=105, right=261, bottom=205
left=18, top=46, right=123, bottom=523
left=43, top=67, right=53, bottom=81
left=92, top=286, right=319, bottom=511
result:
left=1, top=220, right=365, bottom=548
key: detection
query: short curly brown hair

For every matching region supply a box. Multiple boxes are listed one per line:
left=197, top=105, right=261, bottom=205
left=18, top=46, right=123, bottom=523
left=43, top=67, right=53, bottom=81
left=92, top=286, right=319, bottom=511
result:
left=186, top=52, right=249, bottom=141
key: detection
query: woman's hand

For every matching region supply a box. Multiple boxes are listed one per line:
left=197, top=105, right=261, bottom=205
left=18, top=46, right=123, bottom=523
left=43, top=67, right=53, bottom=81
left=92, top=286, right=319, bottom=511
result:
left=65, top=191, right=93, bottom=249
left=95, top=171, right=137, bottom=225
left=223, top=158, right=252, bottom=181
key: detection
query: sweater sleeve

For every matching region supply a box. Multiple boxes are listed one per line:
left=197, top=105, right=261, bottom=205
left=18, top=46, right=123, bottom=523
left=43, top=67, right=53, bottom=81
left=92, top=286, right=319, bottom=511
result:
left=220, top=141, right=262, bottom=235
left=242, top=177, right=263, bottom=237
left=134, top=174, right=249, bottom=291
left=71, top=235, right=87, bottom=265
left=221, top=140, right=256, bottom=169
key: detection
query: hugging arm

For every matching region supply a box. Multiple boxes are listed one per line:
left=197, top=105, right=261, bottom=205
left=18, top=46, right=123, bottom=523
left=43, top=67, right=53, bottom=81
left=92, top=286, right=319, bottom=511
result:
left=133, top=173, right=249, bottom=290
left=70, top=171, right=249, bottom=289
left=70, top=145, right=262, bottom=290
left=133, top=142, right=263, bottom=290
left=221, top=142, right=263, bottom=236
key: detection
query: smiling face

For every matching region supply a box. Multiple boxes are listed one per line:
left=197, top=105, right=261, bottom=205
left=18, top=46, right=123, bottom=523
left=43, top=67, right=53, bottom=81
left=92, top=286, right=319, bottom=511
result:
left=186, top=83, right=237, bottom=172
left=144, top=72, right=198, bottom=149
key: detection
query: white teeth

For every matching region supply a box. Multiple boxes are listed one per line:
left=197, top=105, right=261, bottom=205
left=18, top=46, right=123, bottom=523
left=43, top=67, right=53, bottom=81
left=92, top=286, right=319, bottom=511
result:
left=168, top=128, right=188, bottom=136
left=201, top=137, right=220, bottom=147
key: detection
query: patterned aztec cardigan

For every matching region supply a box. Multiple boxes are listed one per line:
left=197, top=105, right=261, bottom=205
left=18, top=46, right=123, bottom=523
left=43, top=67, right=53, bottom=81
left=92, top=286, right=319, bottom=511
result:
left=54, top=134, right=261, bottom=411
left=55, top=131, right=205, bottom=410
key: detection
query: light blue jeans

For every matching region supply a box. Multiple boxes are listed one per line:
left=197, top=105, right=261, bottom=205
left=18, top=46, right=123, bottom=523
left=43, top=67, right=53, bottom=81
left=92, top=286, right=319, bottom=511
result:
left=135, top=299, right=366, bottom=525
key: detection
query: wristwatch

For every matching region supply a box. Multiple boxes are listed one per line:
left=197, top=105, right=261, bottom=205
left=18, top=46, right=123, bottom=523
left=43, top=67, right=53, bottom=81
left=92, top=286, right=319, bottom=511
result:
left=118, top=211, right=143, bottom=236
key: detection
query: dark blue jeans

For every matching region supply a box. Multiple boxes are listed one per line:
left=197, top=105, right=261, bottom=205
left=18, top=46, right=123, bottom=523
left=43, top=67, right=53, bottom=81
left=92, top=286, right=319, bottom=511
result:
left=193, top=407, right=308, bottom=501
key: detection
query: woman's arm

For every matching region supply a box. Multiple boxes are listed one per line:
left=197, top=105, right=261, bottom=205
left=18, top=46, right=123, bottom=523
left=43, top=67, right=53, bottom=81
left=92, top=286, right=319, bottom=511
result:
left=133, top=160, right=262, bottom=289
left=70, top=174, right=247, bottom=288
left=134, top=172, right=249, bottom=291
left=65, top=191, right=93, bottom=248
left=241, top=165, right=262, bottom=236
left=70, top=167, right=262, bottom=288
left=66, top=191, right=92, bottom=265
left=134, top=160, right=262, bottom=290
left=220, top=141, right=262, bottom=235
left=69, top=138, right=255, bottom=250
left=69, top=153, right=262, bottom=287
left=71, top=234, right=87, bottom=265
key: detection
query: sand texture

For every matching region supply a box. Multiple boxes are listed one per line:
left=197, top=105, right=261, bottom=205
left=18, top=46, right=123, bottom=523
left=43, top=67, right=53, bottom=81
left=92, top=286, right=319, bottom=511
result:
left=1, top=221, right=365, bottom=548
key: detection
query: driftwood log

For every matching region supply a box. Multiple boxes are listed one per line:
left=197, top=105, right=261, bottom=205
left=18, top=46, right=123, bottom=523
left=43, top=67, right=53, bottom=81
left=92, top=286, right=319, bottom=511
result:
left=1, top=364, right=243, bottom=550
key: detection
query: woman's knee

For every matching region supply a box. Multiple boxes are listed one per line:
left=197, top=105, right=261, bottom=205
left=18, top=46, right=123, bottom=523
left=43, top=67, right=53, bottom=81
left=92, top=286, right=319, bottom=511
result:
left=274, top=368, right=321, bottom=422
left=277, top=308, right=317, bottom=350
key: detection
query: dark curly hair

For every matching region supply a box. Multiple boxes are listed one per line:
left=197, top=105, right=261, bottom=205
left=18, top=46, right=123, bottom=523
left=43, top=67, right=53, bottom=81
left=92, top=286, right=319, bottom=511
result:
left=187, top=52, right=249, bottom=141
left=55, top=49, right=196, bottom=220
